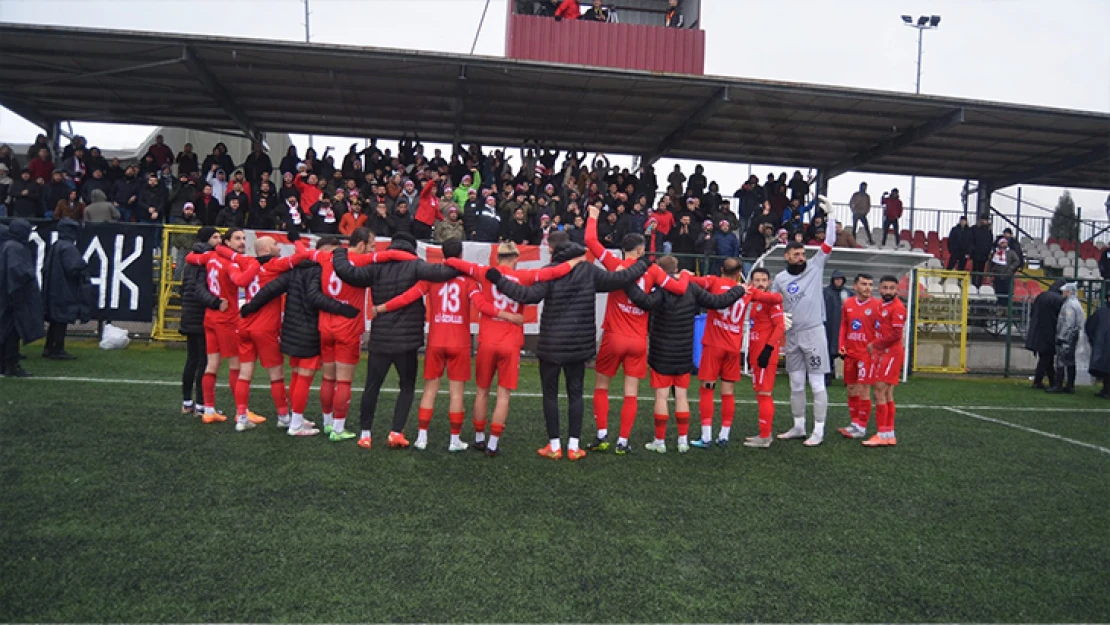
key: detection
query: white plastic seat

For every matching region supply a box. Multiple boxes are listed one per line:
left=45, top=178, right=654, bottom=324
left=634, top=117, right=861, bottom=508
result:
left=1049, top=243, right=1062, bottom=253
left=943, top=282, right=962, bottom=296
left=926, top=283, right=944, bottom=297
left=979, top=285, right=995, bottom=297
left=926, top=258, right=943, bottom=269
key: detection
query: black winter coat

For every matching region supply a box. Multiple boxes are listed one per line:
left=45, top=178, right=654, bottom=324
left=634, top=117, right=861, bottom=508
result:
left=330, top=241, right=461, bottom=355
left=0, top=220, right=45, bottom=343
left=493, top=243, right=649, bottom=364
left=625, top=280, right=744, bottom=375
left=179, top=243, right=221, bottom=335
left=969, top=225, right=994, bottom=261
left=242, top=262, right=358, bottom=359
left=1085, top=305, right=1110, bottom=376
left=1025, top=281, right=1065, bottom=354
left=42, top=219, right=91, bottom=324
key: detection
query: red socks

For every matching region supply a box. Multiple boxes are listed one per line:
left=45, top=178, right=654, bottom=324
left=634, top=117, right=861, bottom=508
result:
left=858, top=398, right=872, bottom=429
left=757, top=394, right=774, bottom=438
left=270, top=379, right=289, bottom=416
left=699, top=387, right=715, bottom=426
left=290, top=373, right=312, bottom=414
left=334, top=380, right=352, bottom=421
left=676, top=411, right=690, bottom=437
left=887, top=402, right=896, bottom=433
left=320, top=377, right=336, bottom=414
left=490, top=422, right=505, bottom=438
left=234, top=377, right=251, bottom=416
left=473, top=417, right=488, bottom=437
left=593, top=388, right=610, bottom=430
left=288, top=372, right=302, bottom=408
left=228, top=368, right=239, bottom=400
left=202, top=372, right=216, bottom=409
left=653, top=413, right=668, bottom=440
left=417, top=406, right=434, bottom=432
left=618, top=397, right=637, bottom=439
left=847, top=395, right=859, bottom=424
left=721, top=394, right=735, bottom=428
left=449, top=411, right=464, bottom=436
left=875, top=402, right=896, bottom=433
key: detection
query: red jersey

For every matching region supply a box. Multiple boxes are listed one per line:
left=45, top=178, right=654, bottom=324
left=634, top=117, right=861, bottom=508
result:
left=585, top=215, right=685, bottom=338
left=382, top=275, right=496, bottom=350
left=313, top=248, right=417, bottom=339
left=444, top=258, right=575, bottom=350
left=746, top=289, right=785, bottom=349
left=694, top=275, right=746, bottom=352
left=185, top=248, right=255, bottom=327
left=871, top=297, right=907, bottom=353
left=241, top=254, right=301, bottom=332
left=839, top=296, right=881, bottom=359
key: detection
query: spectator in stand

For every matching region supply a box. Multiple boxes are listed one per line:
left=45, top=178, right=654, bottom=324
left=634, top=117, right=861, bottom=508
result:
left=471, top=197, right=502, bottom=243
left=668, top=165, right=686, bottom=196
left=201, top=143, right=235, bottom=177
left=137, top=173, right=167, bottom=223
left=83, top=189, right=119, bottom=223
left=789, top=170, right=811, bottom=202
left=688, top=164, right=708, bottom=198
left=734, top=176, right=764, bottom=245
left=242, top=142, right=272, bottom=187
left=651, top=200, right=675, bottom=253
left=28, top=148, right=54, bottom=182
left=740, top=221, right=771, bottom=270
left=579, top=0, right=613, bottom=22
left=1099, top=242, right=1110, bottom=280
left=176, top=143, right=198, bottom=178
left=168, top=174, right=197, bottom=224
left=42, top=170, right=70, bottom=220
left=664, top=0, right=684, bottom=27
left=338, top=199, right=368, bottom=236
left=367, top=201, right=392, bottom=237
left=392, top=200, right=415, bottom=237
left=768, top=183, right=789, bottom=223
left=413, top=173, right=441, bottom=240
left=994, top=228, right=1024, bottom=266
left=146, top=134, right=173, bottom=169
left=177, top=202, right=202, bottom=226
left=195, top=184, right=221, bottom=226
left=80, top=168, right=109, bottom=205
left=215, top=197, right=246, bottom=228
left=553, top=0, right=579, bottom=20
left=989, top=236, right=1022, bottom=306
left=85, top=147, right=108, bottom=178
left=278, top=146, right=300, bottom=177
left=834, top=221, right=857, bottom=249
left=0, top=144, right=19, bottom=173
left=823, top=270, right=847, bottom=382
left=435, top=206, right=465, bottom=242
left=0, top=164, right=11, bottom=217
left=969, top=216, right=994, bottom=287
left=947, top=216, right=971, bottom=271
left=54, top=189, right=85, bottom=221
left=504, top=208, right=535, bottom=244
left=711, top=221, right=740, bottom=274
left=849, top=182, right=874, bottom=245
left=206, top=167, right=227, bottom=204
left=247, top=196, right=280, bottom=230
left=9, top=168, right=42, bottom=218
left=880, top=188, right=903, bottom=246
left=1025, top=279, right=1065, bottom=390
left=105, top=157, right=124, bottom=184
left=693, top=219, right=714, bottom=272
left=309, top=195, right=339, bottom=234
left=806, top=214, right=828, bottom=243
left=664, top=213, right=695, bottom=270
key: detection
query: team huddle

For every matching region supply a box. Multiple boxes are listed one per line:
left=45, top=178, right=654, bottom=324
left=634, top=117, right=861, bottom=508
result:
left=178, top=198, right=905, bottom=458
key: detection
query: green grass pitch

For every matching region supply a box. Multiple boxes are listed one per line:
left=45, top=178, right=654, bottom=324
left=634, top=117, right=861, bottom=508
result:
left=1, top=344, right=1107, bottom=622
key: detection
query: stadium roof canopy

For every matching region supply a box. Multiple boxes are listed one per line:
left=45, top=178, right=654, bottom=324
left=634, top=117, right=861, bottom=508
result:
left=1, top=23, right=1107, bottom=190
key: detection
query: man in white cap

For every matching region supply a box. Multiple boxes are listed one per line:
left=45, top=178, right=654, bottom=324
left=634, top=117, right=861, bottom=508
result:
left=1046, top=282, right=1085, bottom=394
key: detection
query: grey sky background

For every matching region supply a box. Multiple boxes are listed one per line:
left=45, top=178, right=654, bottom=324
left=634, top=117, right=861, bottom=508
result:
left=1, top=0, right=1107, bottom=224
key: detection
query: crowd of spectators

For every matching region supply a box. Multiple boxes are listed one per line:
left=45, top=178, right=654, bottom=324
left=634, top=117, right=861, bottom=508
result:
left=520, top=0, right=688, bottom=27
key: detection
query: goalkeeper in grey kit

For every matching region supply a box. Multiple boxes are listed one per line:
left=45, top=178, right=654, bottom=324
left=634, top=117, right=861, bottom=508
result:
left=772, top=197, right=837, bottom=446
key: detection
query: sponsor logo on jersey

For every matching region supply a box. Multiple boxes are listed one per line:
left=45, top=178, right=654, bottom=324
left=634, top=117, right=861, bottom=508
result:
left=787, top=282, right=800, bottom=294
left=851, top=319, right=862, bottom=331
left=864, top=308, right=872, bottom=315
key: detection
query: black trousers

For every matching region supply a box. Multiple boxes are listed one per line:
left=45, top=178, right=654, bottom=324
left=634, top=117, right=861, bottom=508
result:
left=852, top=216, right=872, bottom=242
left=539, top=359, right=586, bottom=440
left=182, top=332, right=207, bottom=404
left=360, top=350, right=418, bottom=433
left=1, top=329, right=21, bottom=373
left=1034, top=347, right=1056, bottom=387
left=44, top=321, right=67, bottom=355
left=881, top=218, right=900, bottom=246
left=946, top=254, right=967, bottom=271
left=970, top=259, right=987, bottom=287
left=412, top=221, right=433, bottom=241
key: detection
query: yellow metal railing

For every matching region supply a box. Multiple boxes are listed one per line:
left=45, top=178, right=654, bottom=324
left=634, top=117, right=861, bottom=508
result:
left=151, top=224, right=203, bottom=341
left=913, top=268, right=969, bottom=374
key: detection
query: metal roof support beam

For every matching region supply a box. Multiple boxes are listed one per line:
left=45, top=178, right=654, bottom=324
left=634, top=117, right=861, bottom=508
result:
left=642, top=86, right=730, bottom=165
left=182, top=46, right=260, bottom=141
left=14, top=56, right=186, bottom=91
left=824, top=107, right=965, bottom=179
left=0, top=95, right=55, bottom=131
left=985, top=145, right=1110, bottom=189
left=452, top=65, right=467, bottom=145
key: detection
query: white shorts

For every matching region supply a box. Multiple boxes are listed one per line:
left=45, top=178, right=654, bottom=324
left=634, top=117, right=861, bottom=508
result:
left=784, top=325, right=830, bottom=375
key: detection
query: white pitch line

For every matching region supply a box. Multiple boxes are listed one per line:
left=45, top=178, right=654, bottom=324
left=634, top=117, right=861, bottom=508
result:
left=6, top=375, right=1110, bottom=413
left=944, top=406, right=1110, bottom=456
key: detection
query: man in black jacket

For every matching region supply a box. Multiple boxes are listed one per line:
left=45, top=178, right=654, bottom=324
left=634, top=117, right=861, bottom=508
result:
left=330, top=232, right=462, bottom=449
left=41, top=219, right=90, bottom=360
left=969, top=216, right=994, bottom=287
left=624, top=255, right=745, bottom=452
left=1024, top=279, right=1065, bottom=389
left=0, top=219, right=44, bottom=377
left=178, top=228, right=223, bottom=415
left=946, top=216, right=972, bottom=271
left=490, top=232, right=649, bottom=460
left=668, top=213, right=698, bottom=272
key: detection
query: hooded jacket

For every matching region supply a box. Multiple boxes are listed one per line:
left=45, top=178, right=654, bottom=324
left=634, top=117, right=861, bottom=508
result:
left=1056, top=291, right=1084, bottom=362
left=179, top=242, right=222, bottom=335
left=626, top=279, right=744, bottom=375
left=83, top=189, right=119, bottom=222
left=492, top=243, right=648, bottom=364
left=330, top=238, right=461, bottom=355
left=0, top=219, right=46, bottom=343
left=42, top=219, right=91, bottom=324
left=241, top=261, right=358, bottom=358
left=1025, top=280, right=1064, bottom=354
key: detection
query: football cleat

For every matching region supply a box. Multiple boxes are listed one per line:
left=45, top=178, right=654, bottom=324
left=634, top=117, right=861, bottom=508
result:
left=471, top=440, right=487, bottom=452
left=715, top=438, right=729, bottom=448
left=247, top=411, right=267, bottom=424
left=287, top=424, right=320, bottom=437
left=448, top=440, right=469, bottom=453
left=677, top=440, right=690, bottom=454
left=689, top=439, right=712, bottom=450
left=644, top=440, right=667, bottom=454
left=329, top=430, right=357, bottom=442
left=777, top=426, right=807, bottom=440
left=323, top=425, right=334, bottom=435
left=357, top=436, right=372, bottom=449
left=587, top=437, right=611, bottom=452
left=803, top=434, right=824, bottom=447
left=838, top=426, right=865, bottom=439
left=566, top=448, right=587, bottom=461
left=863, top=435, right=896, bottom=447
left=201, top=412, right=227, bottom=424
left=413, top=438, right=428, bottom=451
left=485, top=446, right=501, bottom=458
left=743, top=436, right=773, bottom=448
left=386, top=432, right=411, bottom=449
left=234, top=420, right=257, bottom=432
left=276, top=415, right=292, bottom=429
left=537, top=444, right=562, bottom=460
left=614, top=442, right=631, bottom=455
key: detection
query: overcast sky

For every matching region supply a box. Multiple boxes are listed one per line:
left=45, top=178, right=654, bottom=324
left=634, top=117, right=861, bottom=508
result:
left=1, top=0, right=1107, bottom=225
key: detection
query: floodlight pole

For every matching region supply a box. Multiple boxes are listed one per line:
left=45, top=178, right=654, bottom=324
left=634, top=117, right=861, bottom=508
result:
left=304, top=0, right=313, bottom=149
left=904, top=18, right=938, bottom=235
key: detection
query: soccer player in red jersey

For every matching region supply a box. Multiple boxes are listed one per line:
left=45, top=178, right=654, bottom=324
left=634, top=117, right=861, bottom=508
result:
left=196, top=227, right=247, bottom=426
left=377, top=240, right=519, bottom=452
left=308, top=228, right=415, bottom=441
left=837, top=273, right=881, bottom=440
left=742, top=268, right=786, bottom=448
left=864, top=275, right=907, bottom=446
left=689, top=257, right=747, bottom=448
left=445, top=242, right=580, bottom=456
left=584, top=205, right=686, bottom=454
left=187, top=236, right=307, bottom=431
